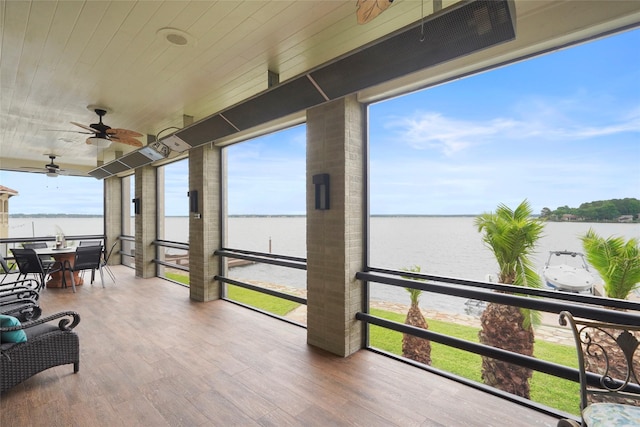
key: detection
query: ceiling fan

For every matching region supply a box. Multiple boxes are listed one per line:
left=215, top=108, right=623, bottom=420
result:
left=356, top=0, right=394, bottom=24
left=70, top=106, right=143, bottom=148
left=20, top=155, right=70, bottom=178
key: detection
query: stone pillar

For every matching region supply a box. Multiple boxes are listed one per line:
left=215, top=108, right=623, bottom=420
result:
left=103, top=176, right=122, bottom=265
left=306, top=95, right=365, bottom=357
left=135, top=166, right=157, bottom=278
left=189, top=144, right=223, bottom=302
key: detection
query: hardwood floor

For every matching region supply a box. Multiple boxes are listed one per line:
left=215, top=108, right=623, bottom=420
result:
left=1, top=266, right=560, bottom=426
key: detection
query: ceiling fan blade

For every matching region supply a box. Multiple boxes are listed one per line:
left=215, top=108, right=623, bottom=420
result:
left=109, top=135, right=143, bottom=147
left=19, top=166, right=47, bottom=172
left=42, top=128, right=93, bottom=134
left=107, top=128, right=144, bottom=138
left=356, top=0, right=393, bottom=24
left=71, top=121, right=98, bottom=133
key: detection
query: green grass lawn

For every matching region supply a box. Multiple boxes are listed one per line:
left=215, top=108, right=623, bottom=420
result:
left=164, top=272, right=300, bottom=316
left=164, top=272, right=579, bottom=414
left=370, top=308, right=580, bottom=415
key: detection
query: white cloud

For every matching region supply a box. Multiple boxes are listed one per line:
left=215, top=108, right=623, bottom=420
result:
left=386, top=101, right=640, bottom=156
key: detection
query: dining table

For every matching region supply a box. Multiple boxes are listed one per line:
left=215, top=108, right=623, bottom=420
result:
left=34, top=246, right=83, bottom=288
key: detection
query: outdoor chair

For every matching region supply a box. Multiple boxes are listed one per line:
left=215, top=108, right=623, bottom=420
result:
left=101, top=240, right=118, bottom=283
left=78, top=239, right=116, bottom=283
left=1, top=311, right=80, bottom=393
left=23, top=243, right=47, bottom=250
left=10, top=248, right=62, bottom=290
left=62, top=245, right=104, bottom=292
left=0, top=254, right=20, bottom=284
left=557, top=311, right=640, bottom=427
left=23, top=242, right=58, bottom=271
left=78, top=240, right=110, bottom=283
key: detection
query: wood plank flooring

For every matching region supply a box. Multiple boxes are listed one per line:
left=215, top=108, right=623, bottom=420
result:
left=1, top=266, right=560, bottom=426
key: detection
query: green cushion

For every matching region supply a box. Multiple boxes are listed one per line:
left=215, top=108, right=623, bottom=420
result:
left=0, top=314, right=28, bottom=343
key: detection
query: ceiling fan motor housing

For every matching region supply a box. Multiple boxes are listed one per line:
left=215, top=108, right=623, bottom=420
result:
left=90, top=108, right=111, bottom=135
left=47, top=155, right=59, bottom=170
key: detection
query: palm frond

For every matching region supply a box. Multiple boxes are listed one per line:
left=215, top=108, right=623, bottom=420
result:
left=401, top=265, right=424, bottom=305
left=582, top=230, right=640, bottom=299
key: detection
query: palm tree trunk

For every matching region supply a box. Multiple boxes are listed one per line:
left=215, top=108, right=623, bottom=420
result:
left=402, top=303, right=432, bottom=365
left=479, top=302, right=534, bottom=398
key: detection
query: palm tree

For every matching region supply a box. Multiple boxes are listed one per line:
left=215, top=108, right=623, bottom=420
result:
left=474, top=200, right=544, bottom=399
left=580, top=230, right=640, bottom=404
left=402, top=266, right=431, bottom=365
left=581, top=229, right=640, bottom=300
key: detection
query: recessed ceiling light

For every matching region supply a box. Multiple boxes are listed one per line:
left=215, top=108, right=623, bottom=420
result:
left=157, top=27, right=196, bottom=47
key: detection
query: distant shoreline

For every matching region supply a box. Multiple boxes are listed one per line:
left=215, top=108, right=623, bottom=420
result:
left=8, top=214, right=635, bottom=223
left=9, top=214, right=479, bottom=218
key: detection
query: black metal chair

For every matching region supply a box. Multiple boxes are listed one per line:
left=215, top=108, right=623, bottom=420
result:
left=0, top=254, right=20, bottom=284
left=10, top=248, right=62, bottom=290
left=78, top=240, right=112, bottom=283
left=23, top=243, right=58, bottom=271
left=101, top=240, right=118, bottom=283
left=62, top=246, right=104, bottom=292
left=23, top=243, right=47, bottom=250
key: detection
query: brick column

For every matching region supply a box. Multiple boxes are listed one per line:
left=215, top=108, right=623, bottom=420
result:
left=135, top=166, right=157, bottom=278
left=189, top=144, right=223, bottom=302
left=306, top=95, right=365, bottom=357
left=103, top=176, right=122, bottom=265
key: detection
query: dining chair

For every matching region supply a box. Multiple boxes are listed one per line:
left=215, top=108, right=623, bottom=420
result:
left=78, top=240, right=109, bottom=283
left=101, top=240, right=118, bottom=283
left=23, top=242, right=57, bottom=271
left=23, top=243, right=47, bottom=249
left=0, top=254, right=20, bottom=284
left=62, top=246, right=104, bottom=293
left=10, top=248, right=62, bottom=290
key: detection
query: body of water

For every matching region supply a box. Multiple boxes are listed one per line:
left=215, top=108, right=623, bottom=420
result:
left=8, top=216, right=639, bottom=313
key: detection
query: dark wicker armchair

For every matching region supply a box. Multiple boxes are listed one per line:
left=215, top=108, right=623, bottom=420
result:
left=1, top=311, right=80, bottom=393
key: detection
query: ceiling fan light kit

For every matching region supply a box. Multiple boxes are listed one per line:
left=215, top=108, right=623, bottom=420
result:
left=70, top=106, right=143, bottom=148
left=86, top=136, right=112, bottom=148
left=20, top=154, right=66, bottom=177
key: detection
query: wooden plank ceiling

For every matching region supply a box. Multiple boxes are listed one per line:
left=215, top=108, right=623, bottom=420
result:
left=0, top=1, right=639, bottom=176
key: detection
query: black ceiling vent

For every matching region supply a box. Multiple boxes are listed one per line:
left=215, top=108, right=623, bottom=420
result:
left=222, top=76, right=327, bottom=131
left=175, top=114, right=237, bottom=148
left=118, top=151, right=155, bottom=169
left=309, top=0, right=515, bottom=100
left=101, top=160, right=130, bottom=175
left=88, top=167, right=111, bottom=179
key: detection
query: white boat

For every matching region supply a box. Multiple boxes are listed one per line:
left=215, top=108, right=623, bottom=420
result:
left=542, top=251, right=596, bottom=294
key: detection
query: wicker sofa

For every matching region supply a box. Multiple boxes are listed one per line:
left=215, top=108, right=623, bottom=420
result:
left=1, top=311, right=80, bottom=393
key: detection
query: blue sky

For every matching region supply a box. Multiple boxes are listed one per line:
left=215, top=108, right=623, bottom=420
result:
left=2, top=28, right=638, bottom=216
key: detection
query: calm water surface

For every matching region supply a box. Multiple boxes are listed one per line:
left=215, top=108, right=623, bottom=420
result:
left=9, top=216, right=639, bottom=313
